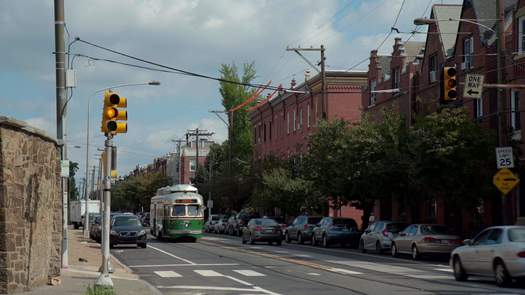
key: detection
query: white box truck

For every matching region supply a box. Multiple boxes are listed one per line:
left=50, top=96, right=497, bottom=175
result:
left=70, top=200, right=100, bottom=229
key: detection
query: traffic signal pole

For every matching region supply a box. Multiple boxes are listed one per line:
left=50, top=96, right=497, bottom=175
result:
left=96, top=136, right=114, bottom=287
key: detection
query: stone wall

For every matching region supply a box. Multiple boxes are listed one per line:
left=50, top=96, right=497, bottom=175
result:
left=0, top=117, right=61, bottom=294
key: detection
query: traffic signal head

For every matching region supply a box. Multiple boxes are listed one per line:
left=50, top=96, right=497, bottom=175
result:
left=442, top=66, right=457, bottom=102
left=101, top=91, right=128, bottom=134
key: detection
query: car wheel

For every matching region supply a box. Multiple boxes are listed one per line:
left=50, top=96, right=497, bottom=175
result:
left=411, top=245, right=420, bottom=260
left=276, top=240, right=282, bottom=246
left=494, top=259, right=511, bottom=287
left=285, top=232, right=291, bottom=243
left=298, top=233, right=304, bottom=244
left=322, top=235, right=329, bottom=248
left=375, top=241, right=382, bottom=254
left=360, top=240, right=366, bottom=253
left=453, top=256, right=468, bottom=281
left=391, top=243, right=398, bottom=257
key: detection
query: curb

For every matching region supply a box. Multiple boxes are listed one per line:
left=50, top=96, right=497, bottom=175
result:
left=111, top=250, right=163, bottom=295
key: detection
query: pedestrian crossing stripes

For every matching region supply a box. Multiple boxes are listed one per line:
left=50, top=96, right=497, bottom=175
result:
left=154, top=271, right=182, bottom=278
left=194, top=270, right=224, bottom=277
left=233, top=269, right=266, bottom=277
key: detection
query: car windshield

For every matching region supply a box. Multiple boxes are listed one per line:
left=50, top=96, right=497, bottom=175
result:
left=172, top=205, right=186, bottom=216
left=187, top=205, right=199, bottom=216
left=255, top=219, right=278, bottom=226
left=386, top=223, right=409, bottom=233
left=308, top=217, right=322, bottom=224
left=420, top=225, right=451, bottom=235
left=508, top=228, right=525, bottom=242
left=113, top=216, right=140, bottom=227
left=333, top=218, right=357, bottom=228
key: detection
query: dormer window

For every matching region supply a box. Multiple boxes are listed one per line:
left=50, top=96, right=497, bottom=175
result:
left=392, top=68, right=400, bottom=89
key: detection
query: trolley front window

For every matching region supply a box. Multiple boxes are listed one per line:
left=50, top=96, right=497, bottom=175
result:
left=187, top=205, right=200, bottom=216
left=173, top=205, right=186, bottom=217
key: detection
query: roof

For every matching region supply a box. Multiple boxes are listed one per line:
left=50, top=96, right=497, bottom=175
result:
left=464, top=0, right=517, bottom=46
left=432, top=5, right=462, bottom=57
left=376, top=56, right=392, bottom=76
left=402, top=41, right=425, bottom=64
left=156, top=184, right=198, bottom=195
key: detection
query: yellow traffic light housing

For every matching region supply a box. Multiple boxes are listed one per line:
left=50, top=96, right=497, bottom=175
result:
left=101, top=91, right=128, bottom=134
left=441, top=66, right=457, bottom=103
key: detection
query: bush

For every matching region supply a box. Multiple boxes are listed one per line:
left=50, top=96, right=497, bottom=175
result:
left=84, top=285, right=116, bottom=295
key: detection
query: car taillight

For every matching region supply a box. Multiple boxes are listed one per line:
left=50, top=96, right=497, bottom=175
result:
left=255, top=226, right=263, bottom=232
left=423, top=236, right=439, bottom=243
left=517, top=251, right=525, bottom=258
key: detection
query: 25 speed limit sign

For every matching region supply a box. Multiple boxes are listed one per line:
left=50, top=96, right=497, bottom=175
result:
left=496, top=147, right=514, bottom=169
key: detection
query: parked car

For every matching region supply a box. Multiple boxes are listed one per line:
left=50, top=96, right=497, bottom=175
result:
left=214, top=217, right=229, bottom=234
left=312, top=217, right=361, bottom=248
left=360, top=221, right=409, bottom=253
left=110, top=214, right=147, bottom=248
left=204, top=214, right=222, bottom=232
left=89, top=215, right=102, bottom=241
left=285, top=215, right=322, bottom=244
left=266, top=216, right=287, bottom=239
left=391, top=224, right=462, bottom=260
left=450, top=226, right=525, bottom=287
left=228, top=212, right=260, bottom=236
left=241, top=218, right=282, bottom=245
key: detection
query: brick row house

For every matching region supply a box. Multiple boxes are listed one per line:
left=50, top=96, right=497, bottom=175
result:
left=250, top=71, right=367, bottom=226
left=363, top=0, right=525, bottom=233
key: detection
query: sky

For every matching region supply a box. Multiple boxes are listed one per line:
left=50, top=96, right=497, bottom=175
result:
left=0, top=0, right=462, bottom=182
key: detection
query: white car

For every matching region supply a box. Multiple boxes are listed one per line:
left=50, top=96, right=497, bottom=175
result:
left=451, top=225, right=525, bottom=286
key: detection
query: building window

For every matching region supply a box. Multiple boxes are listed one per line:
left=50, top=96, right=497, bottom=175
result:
left=474, top=97, right=483, bottom=119
left=428, top=54, right=437, bottom=83
left=370, top=80, right=377, bottom=105
left=293, top=109, right=296, bottom=132
left=299, top=108, right=303, bottom=129
left=307, top=104, right=311, bottom=128
left=463, top=37, right=473, bottom=69
left=287, top=111, right=290, bottom=134
left=512, top=91, right=521, bottom=130
left=392, top=67, right=400, bottom=89
left=519, top=16, right=525, bottom=53
left=189, top=159, right=196, bottom=172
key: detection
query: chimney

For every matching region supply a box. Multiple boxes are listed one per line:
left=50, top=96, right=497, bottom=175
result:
left=304, top=70, right=311, bottom=82
left=393, top=37, right=404, bottom=56
left=290, top=78, right=296, bottom=89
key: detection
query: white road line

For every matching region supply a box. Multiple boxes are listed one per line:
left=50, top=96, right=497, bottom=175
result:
left=194, top=270, right=224, bottom=277
left=406, top=274, right=452, bottom=280
left=129, top=263, right=239, bottom=268
left=147, top=245, right=195, bottom=265
left=225, top=275, right=254, bottom=286
left=307, top=272, right=321, bottom=276
left=252, top=286, right=282, bottom=295
left=272, top=250, right=289, bottom=254
left=233, top=269, right=266, bottom=277
left=434, top=268, right=453, bottom=273
left=327, top=267, right=364, bottom=275
left=292, top=254, right=312, bottom=258
left=154, top=271, right=181, bottom=278
left=327, top=260, right=419, bottom=274
left=156, top=285, right=261, bottom=292
left=249, top=246, right=263, bottom=249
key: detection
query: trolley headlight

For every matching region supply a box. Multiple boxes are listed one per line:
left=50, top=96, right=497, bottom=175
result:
left=138, top=230, right=146, bottom=236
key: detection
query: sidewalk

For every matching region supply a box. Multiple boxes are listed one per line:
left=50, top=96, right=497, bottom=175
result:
left=24, top=229, right=161, bottom=295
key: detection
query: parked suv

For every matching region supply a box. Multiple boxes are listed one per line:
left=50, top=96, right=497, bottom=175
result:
left=285, top=215, right=322, bottom=244
left=110, top=214, right=147, bottom=248
left=312, top=217, right=361, bottom=248
left=228, top=212, right=260, bottom=236
left=360, top=221, right=408, bottom=253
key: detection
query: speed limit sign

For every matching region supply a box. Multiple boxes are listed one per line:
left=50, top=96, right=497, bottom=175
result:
left=496, top=147, right=514, bottom=169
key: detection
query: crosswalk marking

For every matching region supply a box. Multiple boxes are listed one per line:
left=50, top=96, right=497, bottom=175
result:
left=194, top=270, right=224, bottom=277
left=434, top=268, right=453, bottom=273
left=154, top=271, right=181, bottom=278
left=307, top=272, right=321, bottom=276
left=327, top=267, right=364, bottom=275
left=233, top=269, right=266, bottom=277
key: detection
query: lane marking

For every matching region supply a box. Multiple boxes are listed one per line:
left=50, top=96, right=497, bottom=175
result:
left=233, top=269, right=266, bottom=277
left=327, top=260, right=419, bottom=274
left=194, top=269, right=223, bottom=277
left=272, top=250, right=289, bottom=254
left=406, top=274, right=452, bottom=280
left=292, top=254, right=312, bottom=258
left=129, top=263, right=239, bottom=268
left=249, top=246, right=263, bottom=250
left=154, top=271, right=181, bottom=278
left=434, top=268, right=453, bottom=273
left=147, top=245, right=195, bottom=265
left=252, top=285, right=282, bottom=295
left=225, top=275, right=254, bottom=286
left=327, top=267, right=364, bottom=275
left=156, top=285, right=260, bottom=292
left=307, top=272, right=321, bottom=276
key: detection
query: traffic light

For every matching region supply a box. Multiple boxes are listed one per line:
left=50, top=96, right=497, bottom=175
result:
left=441, top=66, right=457, bottom=102
left=101, top=90, right=127, bottom=134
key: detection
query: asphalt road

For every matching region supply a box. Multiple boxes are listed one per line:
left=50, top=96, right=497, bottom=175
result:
left=112, top=233, right=525, bottom=295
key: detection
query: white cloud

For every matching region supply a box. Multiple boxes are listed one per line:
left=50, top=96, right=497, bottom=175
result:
left=25, top=117, right=55, bottom=138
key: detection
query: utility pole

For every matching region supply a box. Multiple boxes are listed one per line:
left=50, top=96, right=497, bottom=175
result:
left=208, top=153, right=213, bottom=221
left=186, top=129, right=214, bottom=178
left=496, top=0, right=508, bottom=225
left=171, top=138, right=185, bottom=184
left=54, top=0, right=69, bottom=268
left=286, top=45, right=327, bottom=119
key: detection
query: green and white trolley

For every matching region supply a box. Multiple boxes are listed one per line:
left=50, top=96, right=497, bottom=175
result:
left=150, top=184, right=204, bottom=241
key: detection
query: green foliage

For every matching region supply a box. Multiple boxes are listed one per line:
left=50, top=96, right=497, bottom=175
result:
left=84, top=285, right=115, bottom=295
left=69, top=161, right=80, bottom=201
left=111, top=172, right=169, bottom=212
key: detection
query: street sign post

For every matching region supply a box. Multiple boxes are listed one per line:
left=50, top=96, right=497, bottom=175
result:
left=463, top=74, right=484, bottom=99
left=496, top=147, right=514, bottom=168
left=493, top=168, right=519, bottom=195
left=60, top=160, right=70, bottom=178
left=207, top=200, right=213, bottom=209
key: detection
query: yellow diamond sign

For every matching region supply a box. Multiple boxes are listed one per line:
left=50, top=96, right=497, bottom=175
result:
left=493, top=168, right=520, bottom=195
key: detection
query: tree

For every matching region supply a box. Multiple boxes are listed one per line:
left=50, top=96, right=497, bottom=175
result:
left=69, top=161, right=80, bottom=201
left=111, top=172, right=169, bottom=212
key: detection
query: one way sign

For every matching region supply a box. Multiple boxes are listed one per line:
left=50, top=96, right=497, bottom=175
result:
left=463, top=73, right=484, bottom=99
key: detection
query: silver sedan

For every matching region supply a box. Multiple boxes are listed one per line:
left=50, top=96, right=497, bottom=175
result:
left=451, top=226, right=525, bottom=287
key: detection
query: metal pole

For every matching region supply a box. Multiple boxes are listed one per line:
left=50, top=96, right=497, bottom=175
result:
left=54, top=0, right=68, bottom=268
left=195, top=128, right=200, bottom=175
left=96, top=137, right=113, bottom=287
left=208, top=154, right=212, bottom=221
left=496, top=0, right=507, bottom=225
left=320, top=45, right=327, bottom=119
left=83, top=98, right=91, bottom=238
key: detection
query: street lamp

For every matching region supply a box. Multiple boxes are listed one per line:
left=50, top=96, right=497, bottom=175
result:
left=413, top=18, right=496, bottom=33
